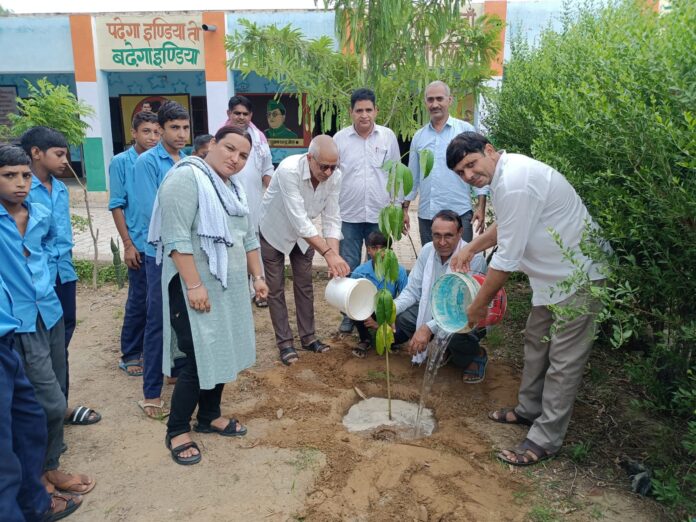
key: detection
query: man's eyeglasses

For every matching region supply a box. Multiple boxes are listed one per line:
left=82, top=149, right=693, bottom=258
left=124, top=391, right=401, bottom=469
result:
left=312, top=157, right=338, bottom=172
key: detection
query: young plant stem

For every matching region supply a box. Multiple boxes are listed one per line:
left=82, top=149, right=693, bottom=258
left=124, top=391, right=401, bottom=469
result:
left=67, top=161, right=99, bottom=289
left=385, top=346, right=392, bottom=421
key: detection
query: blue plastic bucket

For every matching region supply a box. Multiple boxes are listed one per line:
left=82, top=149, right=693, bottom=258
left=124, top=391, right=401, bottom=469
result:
left=430, top=273, right=481, bottom=333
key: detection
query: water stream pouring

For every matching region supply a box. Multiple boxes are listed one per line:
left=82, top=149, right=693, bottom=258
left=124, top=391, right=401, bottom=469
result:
left=413, top=273, right=507, bottom=437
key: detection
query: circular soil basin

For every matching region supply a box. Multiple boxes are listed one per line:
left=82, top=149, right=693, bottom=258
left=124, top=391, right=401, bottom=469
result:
left=342, top=397, right=436, bottom=440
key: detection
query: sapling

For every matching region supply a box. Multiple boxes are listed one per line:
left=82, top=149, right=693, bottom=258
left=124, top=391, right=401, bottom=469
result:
left=373, top=149, right=433, bottom=419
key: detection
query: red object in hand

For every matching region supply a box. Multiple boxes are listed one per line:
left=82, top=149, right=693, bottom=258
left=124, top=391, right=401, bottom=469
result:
left=472, top=274, right=507, bottom=327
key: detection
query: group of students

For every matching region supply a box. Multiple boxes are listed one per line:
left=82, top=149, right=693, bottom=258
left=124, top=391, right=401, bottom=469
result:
left=1, top=130, right=101, bottom=521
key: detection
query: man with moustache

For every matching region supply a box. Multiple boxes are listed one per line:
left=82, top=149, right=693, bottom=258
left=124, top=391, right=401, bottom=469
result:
left=404, top=81, right=489, bottom=246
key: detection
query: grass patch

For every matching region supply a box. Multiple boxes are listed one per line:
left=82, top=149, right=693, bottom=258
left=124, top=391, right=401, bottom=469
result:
left=366, top=369, right=399, bottom=382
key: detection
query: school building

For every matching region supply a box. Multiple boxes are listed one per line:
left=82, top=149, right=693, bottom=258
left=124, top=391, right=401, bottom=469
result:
left=0, top=1, right=662, bottom=193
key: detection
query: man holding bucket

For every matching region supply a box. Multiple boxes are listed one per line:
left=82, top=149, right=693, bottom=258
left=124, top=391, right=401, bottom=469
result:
left=259, top=135, right=351, bottom=366
left=447, top=131, right=607, bottom=467
left=389, top=210, right=489, bottom=382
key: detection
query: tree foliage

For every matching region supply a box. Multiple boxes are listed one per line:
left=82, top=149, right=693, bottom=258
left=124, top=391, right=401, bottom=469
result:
left=226, top=0, right=502, bottom=138
left=486, top=0, right=695, bottom=515
left=2, top=78, right=94, bottom=145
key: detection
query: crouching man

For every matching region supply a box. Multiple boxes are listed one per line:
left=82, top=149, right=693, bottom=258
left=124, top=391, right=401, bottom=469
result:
left=377, top=210, right=489, bottom=382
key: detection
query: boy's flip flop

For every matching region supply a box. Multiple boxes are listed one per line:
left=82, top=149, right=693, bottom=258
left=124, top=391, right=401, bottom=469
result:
left=118, top=359, right=143, bottom=377
left=64, top=406, right=101, bottom=425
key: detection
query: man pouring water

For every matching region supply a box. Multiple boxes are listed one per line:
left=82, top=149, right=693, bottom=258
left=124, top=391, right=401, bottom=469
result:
left=447, top=131, right=607, bottom=467
left=375, top=210, right=489, bottom=383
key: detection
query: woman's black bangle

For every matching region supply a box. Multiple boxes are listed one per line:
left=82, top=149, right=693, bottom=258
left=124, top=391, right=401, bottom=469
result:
left=321, top=247, right=332, bottom=257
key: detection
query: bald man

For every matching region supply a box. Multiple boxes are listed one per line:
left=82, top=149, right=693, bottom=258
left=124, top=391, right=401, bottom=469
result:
left=259, top=136, right=350, bottom=366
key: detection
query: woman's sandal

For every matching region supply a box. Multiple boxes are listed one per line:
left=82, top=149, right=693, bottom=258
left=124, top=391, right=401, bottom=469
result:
left=497, top=438, right=556, bottom=467
left=195, top=418, right=247, bottom=437
left=487, top=407, right=533, bottom=426
left=279, top=347, right=299, bottom=366
left=351, top=340, right=370, bottom=359
left=165, top=434, right=202, bottom=466
left=46, top=492, right=82, bottom=521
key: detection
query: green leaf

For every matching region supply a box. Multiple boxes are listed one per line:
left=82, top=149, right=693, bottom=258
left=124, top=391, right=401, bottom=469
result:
left=400, top=164, right=414, bottom=196
left=386, top=161, right=397, bottom=198
left=375, top=288, right=393, bottom=324
left=375, top=325, right=386, bottom=355
left=387, top=205, right=402, bottom=241
left=378, top=207, right=391, bottom=238
left=384, top=249, right=399, bottom=284
left=375, top=323, right=394, bottom=356
left=374, top=249, right=386, bottom=282
left=419, top=149, right=434, bottom=179
left=382, top=159, right=395, bottom=174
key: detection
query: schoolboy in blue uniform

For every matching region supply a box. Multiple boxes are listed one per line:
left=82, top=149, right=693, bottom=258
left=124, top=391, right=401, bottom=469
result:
left=109, top=111, right=160, bottom=376
left=21, top=127, right=101, bottom=426
left=349, top=231, right=408, bottom=358
left=131, top=100, right=190, bottom=418
left=0, top=144, right=93, bottom=512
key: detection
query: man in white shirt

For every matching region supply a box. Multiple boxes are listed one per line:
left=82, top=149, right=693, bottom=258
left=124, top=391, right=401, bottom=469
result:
left=448, top=131, right=607, bottom=466
left=259, top=135, right=351, bottom=366
left=405, top=81, right=488, bottom=246
left=223, top=95, right=274, bottom=307
left=382, top=210, right=489, bottom=382
left=333, top=88, right=401, bottom=332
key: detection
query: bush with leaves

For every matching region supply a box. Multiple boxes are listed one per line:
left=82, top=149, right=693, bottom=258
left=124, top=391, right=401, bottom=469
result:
left=486, top=0, right=695, bottom=515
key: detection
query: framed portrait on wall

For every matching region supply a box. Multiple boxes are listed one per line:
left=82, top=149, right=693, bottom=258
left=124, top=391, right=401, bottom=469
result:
left=243, top=93, right=310, bottom=148
left=119, top=94, right=192, bottom=146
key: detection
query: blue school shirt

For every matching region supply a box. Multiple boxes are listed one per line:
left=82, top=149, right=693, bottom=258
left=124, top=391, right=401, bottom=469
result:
left=109, top=147, right=146, bottom=252
left=27, top=175, right=78, bottom=284
left=0, top=274, right=20, bottom=337
left=0, top=202, right=63, bottom=333
left=131, top=142, right=186, bottom=258
left=350, top=259, right=409, bottom=298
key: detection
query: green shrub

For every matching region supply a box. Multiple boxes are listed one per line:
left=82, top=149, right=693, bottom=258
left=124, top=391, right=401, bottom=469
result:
left=486, top=0, right=695, bottom=516
left=74, top=260, right=125, bottom=286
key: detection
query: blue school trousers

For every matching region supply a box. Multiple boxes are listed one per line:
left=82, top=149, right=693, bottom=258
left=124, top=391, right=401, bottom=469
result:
left=54, top=275, right=76, bottom=400
left=121, top=258, right=147, bottom=363
left=0, top=333, right=51, bottom=522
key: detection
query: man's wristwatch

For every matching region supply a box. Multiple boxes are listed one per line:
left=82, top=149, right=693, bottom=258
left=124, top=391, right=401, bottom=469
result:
left=253, top=275, right=265, bottom=282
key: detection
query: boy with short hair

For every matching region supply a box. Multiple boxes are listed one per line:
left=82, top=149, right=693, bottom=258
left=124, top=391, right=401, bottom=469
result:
left=21, top=127, right=101, bottom=427
left=0, top=144, right=94, bottom=508
left=350, top=231, right=408, bottom=358
left=191, top=134, right=213, bottom=158
left=131, top=100, right=190, bottom=418
left=109, top=111, right=160, bottom=376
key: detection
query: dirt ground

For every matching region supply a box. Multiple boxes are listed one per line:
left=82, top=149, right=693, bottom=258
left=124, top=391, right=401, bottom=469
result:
left=59, top=279, right=665, bottom=522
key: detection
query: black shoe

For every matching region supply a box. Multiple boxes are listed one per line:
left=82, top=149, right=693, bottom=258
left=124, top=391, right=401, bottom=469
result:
left=339, top=316, right=354, bottom=333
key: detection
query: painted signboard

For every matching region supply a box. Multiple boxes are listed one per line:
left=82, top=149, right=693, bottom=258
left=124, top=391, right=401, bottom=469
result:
left=97, top=15, right=205, bottom=71
left=119, top=94, right=192, bottom=145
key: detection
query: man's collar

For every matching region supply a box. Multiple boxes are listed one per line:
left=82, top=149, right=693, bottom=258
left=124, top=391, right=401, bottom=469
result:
left=349, top=124, right=378, bottom=138
left=155, top=141, right=171, bottom=159
left=428, top=115, right=453, bottom=131
left=300, top=154, right=312, bottom=181
left=490, top=150, right=507, bottom=191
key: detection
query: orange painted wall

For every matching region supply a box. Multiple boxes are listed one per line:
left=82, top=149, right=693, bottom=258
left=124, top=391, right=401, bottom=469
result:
left=69, top=15, right=96, bottom=83
left=203, top=12, right=227, bottom=82
left=484, top=1, right=508, bottom=76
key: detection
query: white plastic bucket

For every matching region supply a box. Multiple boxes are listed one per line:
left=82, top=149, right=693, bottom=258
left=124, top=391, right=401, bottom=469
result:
left=430, top=273, right=481, bottom=333
left=325, top=277, right=378, bottom=321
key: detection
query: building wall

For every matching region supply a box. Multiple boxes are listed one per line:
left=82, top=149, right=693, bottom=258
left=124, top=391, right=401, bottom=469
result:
left=0, top=16, right=74, bottom=73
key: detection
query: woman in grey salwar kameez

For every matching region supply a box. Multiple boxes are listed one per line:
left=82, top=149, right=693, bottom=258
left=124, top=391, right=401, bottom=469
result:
left=150, top=125, right=268, bottom=465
